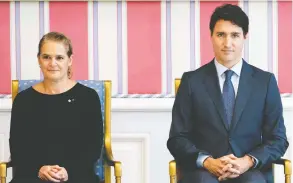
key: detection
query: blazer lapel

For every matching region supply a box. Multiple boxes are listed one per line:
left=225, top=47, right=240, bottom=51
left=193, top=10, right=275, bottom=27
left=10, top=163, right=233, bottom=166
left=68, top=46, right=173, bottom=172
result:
left=203, top=61, right=229, bottom=132
left=230, top=61, right=254, bottom=131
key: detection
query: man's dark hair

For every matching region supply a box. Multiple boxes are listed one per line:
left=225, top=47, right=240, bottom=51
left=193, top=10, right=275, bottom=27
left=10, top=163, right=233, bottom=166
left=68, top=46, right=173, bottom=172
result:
left=209, top=4, right=249, bottom=36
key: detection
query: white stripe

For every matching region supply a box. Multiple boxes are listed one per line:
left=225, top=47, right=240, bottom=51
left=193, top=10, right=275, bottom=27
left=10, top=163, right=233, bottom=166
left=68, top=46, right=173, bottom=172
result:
left=238, top=0, right=245, bottom=59
left=122, top=1, right=128, bottom=94
left=248, top=1, right=268, bottom=71
left=291, top=2, right=293, bottom=93
left=171, top=2, right=190, bottom=94
left=272, top=0, right=278, bottom=82
left=161, top=1, right=167, bottom=93
left=194, top=0, right=201, bottom=69
left=10, top=2, right=16, bottom=80
left=88, top=1, right=94, bottom=80
left=44, top=1, right=49, bottom=34
left=238, top=0, right=244, bottom=10
left=20, top=2, right=40, bottom=80
left=98, top=2, right=118, bottom=94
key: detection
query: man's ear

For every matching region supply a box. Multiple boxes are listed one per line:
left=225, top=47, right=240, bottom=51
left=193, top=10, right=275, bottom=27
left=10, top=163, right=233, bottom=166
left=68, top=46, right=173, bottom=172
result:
left=244, top=33, right=249, bottom=39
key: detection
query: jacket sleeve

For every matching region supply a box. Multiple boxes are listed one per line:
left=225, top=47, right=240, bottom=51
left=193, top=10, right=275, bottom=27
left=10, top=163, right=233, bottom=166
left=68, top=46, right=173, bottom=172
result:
left=248, top=74, right=289, bottom=169
left=167, top=72, right=211, bottom=169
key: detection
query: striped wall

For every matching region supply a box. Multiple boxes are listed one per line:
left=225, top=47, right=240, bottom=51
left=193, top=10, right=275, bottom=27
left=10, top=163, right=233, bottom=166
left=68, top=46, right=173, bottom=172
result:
left=0, top=1, right=292, bottom=95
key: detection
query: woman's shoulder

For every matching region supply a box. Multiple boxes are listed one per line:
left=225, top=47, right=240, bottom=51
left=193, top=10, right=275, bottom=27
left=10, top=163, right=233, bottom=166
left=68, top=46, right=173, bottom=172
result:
left=12, top=86, right=35, bottom=105
left=75, top=81, right=98, bottom=92
left=75, top=82, right=101, bottom=100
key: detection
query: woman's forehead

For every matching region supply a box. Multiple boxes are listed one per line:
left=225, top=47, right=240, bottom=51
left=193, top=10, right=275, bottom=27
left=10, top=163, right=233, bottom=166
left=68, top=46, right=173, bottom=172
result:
left=40, top=41, right=68, bottom=55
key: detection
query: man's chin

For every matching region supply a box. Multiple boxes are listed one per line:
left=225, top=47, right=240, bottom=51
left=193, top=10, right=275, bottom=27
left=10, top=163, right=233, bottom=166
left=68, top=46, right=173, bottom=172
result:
left=221, top=57, right=237, bottom=63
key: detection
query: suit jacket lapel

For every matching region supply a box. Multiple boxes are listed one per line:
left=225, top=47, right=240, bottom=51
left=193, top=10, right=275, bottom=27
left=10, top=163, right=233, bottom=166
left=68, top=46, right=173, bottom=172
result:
left=230, top=61, right=254, bottom=131
left=203, top=61, right=229, bottom=132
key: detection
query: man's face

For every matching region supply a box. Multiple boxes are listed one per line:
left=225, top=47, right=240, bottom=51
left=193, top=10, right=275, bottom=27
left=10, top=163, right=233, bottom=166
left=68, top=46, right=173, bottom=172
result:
left=211, top=20, right=247, bottom=65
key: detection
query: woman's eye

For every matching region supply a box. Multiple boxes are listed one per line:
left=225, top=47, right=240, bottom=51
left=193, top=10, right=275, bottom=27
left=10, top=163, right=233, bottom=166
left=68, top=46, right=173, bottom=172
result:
left=42, top=56, right=50, bottom=59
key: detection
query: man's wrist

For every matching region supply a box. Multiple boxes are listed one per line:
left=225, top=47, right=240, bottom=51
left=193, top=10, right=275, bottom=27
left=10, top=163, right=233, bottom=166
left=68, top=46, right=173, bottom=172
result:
left=203, top=157, right=212, bottom=169
left=197, top=153, right=212, bottom=168
left=244, top=155, right=254, bottom=168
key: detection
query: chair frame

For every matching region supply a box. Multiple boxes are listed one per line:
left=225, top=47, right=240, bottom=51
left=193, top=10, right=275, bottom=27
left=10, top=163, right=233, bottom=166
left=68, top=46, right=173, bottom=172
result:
left=0, top=80, right=122, bottom=183
left=169, top=78, right=292, bottom=183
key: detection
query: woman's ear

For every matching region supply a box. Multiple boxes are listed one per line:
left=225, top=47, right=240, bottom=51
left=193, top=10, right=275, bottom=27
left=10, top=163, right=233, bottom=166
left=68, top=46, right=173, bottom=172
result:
left=38, top=56, right=41, bottom=68
left=67, top=65, right=73, bottom=79
left=68, top=55, right=73, bottom=67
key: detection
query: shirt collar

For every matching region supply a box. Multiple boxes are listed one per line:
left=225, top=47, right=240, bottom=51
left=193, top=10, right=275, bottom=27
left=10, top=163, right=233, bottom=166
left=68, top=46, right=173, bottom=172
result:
left=214, top=58, right=243, bottom=78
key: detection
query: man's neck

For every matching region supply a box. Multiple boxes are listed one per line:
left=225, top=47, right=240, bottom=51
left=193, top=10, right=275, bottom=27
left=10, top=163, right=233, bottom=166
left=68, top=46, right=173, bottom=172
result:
left=216, top=58, right=241, bottom=69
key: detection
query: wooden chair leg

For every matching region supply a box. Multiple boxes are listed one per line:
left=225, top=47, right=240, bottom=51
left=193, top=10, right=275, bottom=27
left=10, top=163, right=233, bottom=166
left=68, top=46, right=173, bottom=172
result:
left=285, top=174, right=291, bottom=183
left=114, top=161, right=122, bottom=183
left=104, top=165, right=111, bottom=183
left=169, top=160, right=177, bottom=183
left=1, top=177, right=6, bottom=183
left=115, top=176, right=121, bottom=183
left=170, top=175, right=176, bottom=183
left=284, top=159, right=292, bottom=183
left=0, top=163, right=7, bottom=183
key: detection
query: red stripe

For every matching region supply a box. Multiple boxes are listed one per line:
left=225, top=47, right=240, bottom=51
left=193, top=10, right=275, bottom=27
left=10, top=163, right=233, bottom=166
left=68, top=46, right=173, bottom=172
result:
left=278, top=1, right=292, bottom=93
left=127, top=2, right=161, bottom=93
left=49, top=2, right=88, bottom=80
left=0, top=2, right=11, bottom=94
left=200, top=1, right=238, bottom=66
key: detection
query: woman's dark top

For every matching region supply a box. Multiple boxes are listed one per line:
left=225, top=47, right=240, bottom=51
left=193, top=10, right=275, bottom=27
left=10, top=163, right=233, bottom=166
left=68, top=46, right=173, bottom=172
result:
left=9, top=83, right=103, bottom=183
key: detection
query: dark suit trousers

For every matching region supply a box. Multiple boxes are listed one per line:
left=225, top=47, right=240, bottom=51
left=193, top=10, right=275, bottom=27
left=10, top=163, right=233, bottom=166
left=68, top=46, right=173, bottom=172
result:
left=179, top=169, right=273, bottom=183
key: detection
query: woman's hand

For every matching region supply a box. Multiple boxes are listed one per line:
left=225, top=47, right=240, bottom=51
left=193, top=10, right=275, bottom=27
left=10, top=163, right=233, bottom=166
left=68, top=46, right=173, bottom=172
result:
left=54, top=166, right=68, bottom=182
left=38, top=165, right=68, bottom=182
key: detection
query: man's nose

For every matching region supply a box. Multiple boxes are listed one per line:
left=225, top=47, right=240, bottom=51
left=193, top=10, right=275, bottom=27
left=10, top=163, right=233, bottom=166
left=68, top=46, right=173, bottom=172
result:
left=223, top=37, right=232, bottom=47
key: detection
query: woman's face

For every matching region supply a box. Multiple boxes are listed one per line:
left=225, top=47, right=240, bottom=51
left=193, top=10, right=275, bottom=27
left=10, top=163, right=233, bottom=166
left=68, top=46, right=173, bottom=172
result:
left=38, top=41, right=72, bottom=81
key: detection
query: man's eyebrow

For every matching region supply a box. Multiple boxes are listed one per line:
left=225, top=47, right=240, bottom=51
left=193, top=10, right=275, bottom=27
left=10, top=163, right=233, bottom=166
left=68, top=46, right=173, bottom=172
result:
left=215, top=31, right=241, bottom=35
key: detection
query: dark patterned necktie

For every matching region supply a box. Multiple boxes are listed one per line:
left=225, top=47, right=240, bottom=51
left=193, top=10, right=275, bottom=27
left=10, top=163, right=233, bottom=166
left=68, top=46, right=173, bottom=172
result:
left=222, top=70, right=235, bottom=128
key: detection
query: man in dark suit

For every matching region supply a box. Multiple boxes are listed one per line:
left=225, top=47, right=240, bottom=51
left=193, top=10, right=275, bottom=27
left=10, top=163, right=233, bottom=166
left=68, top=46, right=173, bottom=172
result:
left=167, top=4, right=289, bottom=183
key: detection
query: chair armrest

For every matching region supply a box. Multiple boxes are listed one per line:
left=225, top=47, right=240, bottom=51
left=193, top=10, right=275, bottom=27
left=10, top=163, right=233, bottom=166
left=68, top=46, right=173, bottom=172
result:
left=104, top=132, right=122, bottom=171
left=273, top=158, right=291, bottom=183
left=169, top=160, right=176, bottom=176
left=169, top=160, right=177, bottom=183
left=274, top=158, right=292, bottom=175
left=0, top=162, right=9, bottom=183
left=114, top=161, right=122, bottom=183
left=104, top=159, right=122, bottom=183
left=104, top=137, right=122, bottom=183
left=0, top=162, right=7, bottom=177
left=0, top=162, right=12, bottom=168
left=0, top=161, right=12, bottom=176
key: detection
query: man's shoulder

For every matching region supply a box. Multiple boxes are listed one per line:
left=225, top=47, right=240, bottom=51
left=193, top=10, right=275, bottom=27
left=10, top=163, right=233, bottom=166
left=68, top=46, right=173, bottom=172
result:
left=182, top=62, right=212, bottom=80
left=182, top=61, right=275, bottom=81
left=246, top=62, right=273, bottom=80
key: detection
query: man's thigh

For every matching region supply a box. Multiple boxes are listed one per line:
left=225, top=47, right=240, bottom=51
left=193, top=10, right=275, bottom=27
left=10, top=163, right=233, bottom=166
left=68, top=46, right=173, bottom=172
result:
left=179, top=169, right=268, bottom=183
left=228, top=170, right=266, bottom=183
left=179, top=169, right=219, bottom=183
